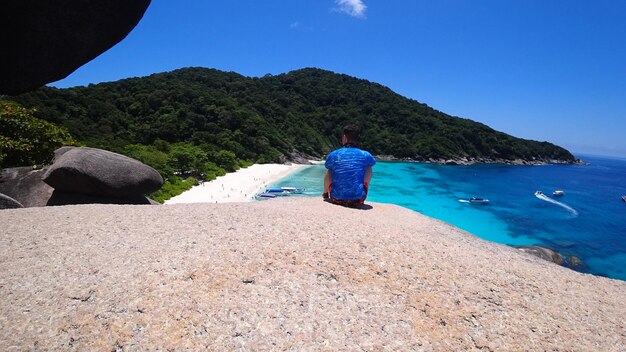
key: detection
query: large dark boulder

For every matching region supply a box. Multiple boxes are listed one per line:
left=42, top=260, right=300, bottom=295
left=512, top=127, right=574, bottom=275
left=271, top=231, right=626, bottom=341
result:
left=0, top=167, right=55, bottom=207
left=52, top=146, right=78, bottom=162
left=46, top=191, right=153, bottom=206
left=0, top=164, right=160, bottom=207
left=0, top=193, right=24, bottom=209
left=0, top=0, right=151, bottom=95
left=43, top=147, right=163, bottom=198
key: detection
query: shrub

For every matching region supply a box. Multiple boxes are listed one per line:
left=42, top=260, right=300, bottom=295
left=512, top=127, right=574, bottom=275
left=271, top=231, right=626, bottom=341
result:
left=0, top=100, right=74, bottom=168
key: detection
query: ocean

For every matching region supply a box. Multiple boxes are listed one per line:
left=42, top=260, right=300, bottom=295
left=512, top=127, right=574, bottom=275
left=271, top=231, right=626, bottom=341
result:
left=270, top=155, right=626, bottom=281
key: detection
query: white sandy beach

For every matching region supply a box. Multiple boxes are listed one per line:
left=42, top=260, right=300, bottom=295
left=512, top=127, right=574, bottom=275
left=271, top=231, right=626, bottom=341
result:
left=165, top=163, right=310, bottom=204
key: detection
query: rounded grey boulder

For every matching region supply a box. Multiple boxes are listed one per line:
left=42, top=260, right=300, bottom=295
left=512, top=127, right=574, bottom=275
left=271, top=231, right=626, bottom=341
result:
left=0, top=167, right=54, bottom=207
left=52, top=146, right=77, bottom=162
left=46, top=190, right=154, bottom=206
left=43, top=147, right=163, bottom=198
left=0, top=193, right=24, bottom=209
left=514, top=245, right=565, bottom=265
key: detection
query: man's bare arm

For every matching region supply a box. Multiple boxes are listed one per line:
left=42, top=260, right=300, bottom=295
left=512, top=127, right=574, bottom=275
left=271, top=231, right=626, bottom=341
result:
left=364, top=166, right=373, bottom=187
left=324, top=170, right=332, bottom=193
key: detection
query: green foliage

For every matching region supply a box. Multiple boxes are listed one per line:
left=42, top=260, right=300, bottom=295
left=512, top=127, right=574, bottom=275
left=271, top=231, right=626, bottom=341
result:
left=0, top=100, right=75, bottom=168
left=122, top=144, right=173, bottom=178
left=169, top=143, right=208, bottom=177
left=214, top=150, right=239, bottom=172
left=9, top=67, right=576, bottom=167
left=120, top=141, right=228, bottom=182
left=150, top=176, right=199, bottom=204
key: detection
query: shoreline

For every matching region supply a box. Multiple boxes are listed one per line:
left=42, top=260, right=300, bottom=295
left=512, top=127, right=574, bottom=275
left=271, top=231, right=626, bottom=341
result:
left=374, top=154, right=587, bottom=166
left=164, top=163, right=312, bottom=204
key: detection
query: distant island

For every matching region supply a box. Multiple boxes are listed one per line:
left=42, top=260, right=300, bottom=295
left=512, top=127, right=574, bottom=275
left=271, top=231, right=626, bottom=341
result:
left=10, top=67, right=578, bottom=164
left=4, top=67, right=581, bottom=200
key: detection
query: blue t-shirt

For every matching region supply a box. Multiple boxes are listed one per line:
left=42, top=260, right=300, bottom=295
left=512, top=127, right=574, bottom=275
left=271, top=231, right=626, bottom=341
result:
left=325, top=146, right=376, bottom=200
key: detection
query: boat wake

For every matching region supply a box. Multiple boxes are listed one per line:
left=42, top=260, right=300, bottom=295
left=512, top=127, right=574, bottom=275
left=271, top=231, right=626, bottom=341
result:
left=535, top=193, right=578, bottom=216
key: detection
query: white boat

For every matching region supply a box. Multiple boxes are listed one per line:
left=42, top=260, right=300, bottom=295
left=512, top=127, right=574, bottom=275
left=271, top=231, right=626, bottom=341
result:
left=469, top=197, right=489, bottom=205
left=265, top=188, right=288, bottom=194
left=280, top=187, right=304, bottom=194
left=622, top=196, right=626, bottom=202
left=264, top=187, right=305, bottom=195
left=553, top=190, right=564, bottom=197
left=535, top=191, right=543, bottom=196
left=255, top=193, right=277, bottom=200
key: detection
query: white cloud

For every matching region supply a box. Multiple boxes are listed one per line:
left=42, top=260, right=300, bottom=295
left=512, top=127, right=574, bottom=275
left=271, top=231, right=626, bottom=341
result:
left=290, top=21, right=313, bottom=31
left=334, top=0, right=367, bottom=18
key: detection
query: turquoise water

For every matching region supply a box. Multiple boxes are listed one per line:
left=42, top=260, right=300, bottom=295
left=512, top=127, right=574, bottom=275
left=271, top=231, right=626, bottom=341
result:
left=271, top=155, right=626, bottom=281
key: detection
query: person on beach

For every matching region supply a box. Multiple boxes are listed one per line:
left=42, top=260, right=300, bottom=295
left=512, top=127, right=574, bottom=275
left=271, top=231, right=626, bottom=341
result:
left=323, top=124, right=376, bottom=207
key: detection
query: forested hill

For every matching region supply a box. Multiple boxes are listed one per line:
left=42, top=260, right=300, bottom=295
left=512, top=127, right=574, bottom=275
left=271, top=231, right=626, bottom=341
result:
left=10, top=67, right=576, bottom=164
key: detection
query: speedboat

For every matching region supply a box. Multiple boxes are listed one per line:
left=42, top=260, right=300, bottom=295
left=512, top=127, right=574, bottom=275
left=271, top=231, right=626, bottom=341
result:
left=535, top=191, right=543, bottom=196
left=264, top=187, right=305, bottom=196
left=265, top=188, right=286, bottom=193
left=264, top=188, right=291, bottom=196
left=280, top=187, right=304, bottom=194
left=553, top=190, right=564, bottom=197
left=255, top=193, right=277, bottom=200
left=469, top=197, right=489, bottom=205
left=622, top=196, right=626, bottom=202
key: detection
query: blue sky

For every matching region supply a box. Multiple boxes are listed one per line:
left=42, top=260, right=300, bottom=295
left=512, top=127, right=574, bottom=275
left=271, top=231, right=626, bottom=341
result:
left=52, top=0, right=626, bottom=157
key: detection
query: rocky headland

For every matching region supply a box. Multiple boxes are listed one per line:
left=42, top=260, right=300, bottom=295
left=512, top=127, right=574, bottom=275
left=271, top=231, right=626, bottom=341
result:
left=375, top=154, right=587, bottom=166
left=1, top=198, right=624, bottom=350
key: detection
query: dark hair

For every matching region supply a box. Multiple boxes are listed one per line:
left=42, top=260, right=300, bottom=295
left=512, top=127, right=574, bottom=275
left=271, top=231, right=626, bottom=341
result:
left=342, top=124, right=360, bottom=143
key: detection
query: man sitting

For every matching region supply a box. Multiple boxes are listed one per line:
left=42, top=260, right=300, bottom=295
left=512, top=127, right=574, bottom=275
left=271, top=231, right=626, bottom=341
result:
left=323, top=125, right=376, bottom=207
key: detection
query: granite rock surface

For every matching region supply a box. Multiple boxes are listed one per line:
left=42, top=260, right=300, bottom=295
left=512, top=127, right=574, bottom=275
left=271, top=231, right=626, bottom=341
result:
left=0, top=198, right=624, bottom=350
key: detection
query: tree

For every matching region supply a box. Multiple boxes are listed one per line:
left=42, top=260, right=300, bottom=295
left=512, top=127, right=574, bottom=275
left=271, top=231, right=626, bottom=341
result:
left=214, top=150, right=239, bottom=172
left=123, top=144, right=173, bottom=178
left=169, top=143, right=208, bottom=177
left=0, top=100, right=74, bottom=168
